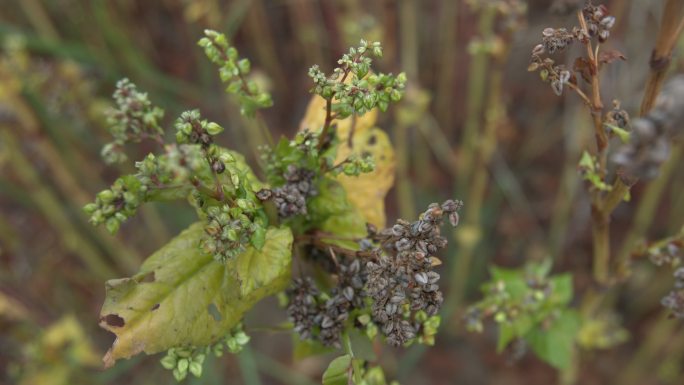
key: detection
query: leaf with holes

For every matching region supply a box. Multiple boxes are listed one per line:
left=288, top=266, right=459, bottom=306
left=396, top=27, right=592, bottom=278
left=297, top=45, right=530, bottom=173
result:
left=99, top=222, right=292, bottom=368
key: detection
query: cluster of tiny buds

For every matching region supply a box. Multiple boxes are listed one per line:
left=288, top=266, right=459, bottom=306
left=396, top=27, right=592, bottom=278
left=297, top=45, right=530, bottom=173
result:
left=661, top=267, right=684, bottom=319
left=257, top=165, right=318, bottom=219
left=174, top=110, right=228, bottom=175
left=201, top=204, right=256, bottom=262
left=83, top=175, right=144, bottom=234
left=102, top=78, right=164, bottom=164
left=465, top=272, right=554, bottom=334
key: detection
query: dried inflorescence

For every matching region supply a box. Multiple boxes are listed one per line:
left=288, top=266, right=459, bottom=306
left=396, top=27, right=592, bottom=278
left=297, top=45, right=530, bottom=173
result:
left=102, top=78, right=165, bottom=164
left=662, top=268, right=684, bottom=319
left=257, top=165, right=318, bottom=219
left=541, top=27, right=575, bottom=54
left=286, top=277, right=322, bottom=341
left=612, top=76, right=684, bottom=179
left=582, top=2, right=615, bottom=42
left=365, top=200, right=462, bottom=346
left=287, top=258, right=368, bottom=347
left=605, top=100, right=630, bottom=130
left=318, top=258, right=367, bottom=347
left=529, top=1, right=617, bottom=97
left=286, top=199, right=462, bottom=348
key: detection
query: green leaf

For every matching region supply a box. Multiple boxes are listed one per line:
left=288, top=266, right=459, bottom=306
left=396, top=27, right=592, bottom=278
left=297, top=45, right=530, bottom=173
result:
left=99, top=222, right=292, bottom=367
left=578, top=151, right=595, bottom=171
left=525, top=310, right=580, bottom=370
left=489, top=266, right=527, bottom=300
left=292, top=337, right=334, bottom=360
left=349, top=329, right=377, bottom=361
left=322, top=355, right=352, bottom=385
left=250, top=226, right=266, bottom=250
left=550, top=273, right=573, bottom=305
left=605, top=123, right=631, bottom=143
left=235, top=227, right=293, bottom=297
left=497, top=314, right=533, bottom=352
left=307, top=178, right=367, bottom=248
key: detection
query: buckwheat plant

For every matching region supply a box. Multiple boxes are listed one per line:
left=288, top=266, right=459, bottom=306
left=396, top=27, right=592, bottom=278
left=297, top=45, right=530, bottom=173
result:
left=88, top=30, right=459, bottom=384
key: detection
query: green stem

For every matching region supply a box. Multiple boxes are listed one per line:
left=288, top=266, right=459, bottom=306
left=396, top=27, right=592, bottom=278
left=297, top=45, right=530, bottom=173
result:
left=456, top=7, right=496, bottom=193
left=237, top=345, right=262, bottom=385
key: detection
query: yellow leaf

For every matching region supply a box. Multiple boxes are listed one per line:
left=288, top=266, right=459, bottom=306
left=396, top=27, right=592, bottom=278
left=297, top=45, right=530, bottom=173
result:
left=0, top=291, right=29, bottom=321
left=299, top=95, right=395, bottom=228
left=42, top=315, right=100, bottom=367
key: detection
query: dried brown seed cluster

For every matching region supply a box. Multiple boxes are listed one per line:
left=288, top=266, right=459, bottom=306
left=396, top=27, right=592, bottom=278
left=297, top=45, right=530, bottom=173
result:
left=257, top=165, right=318, bottom=219
left=365, top=200, right=462, bottom=346
left=582, top=2, right=615, bottom=42
left=662, top=268, right=684, bottom=319
left=541, top=27, right=575, bottom=54
left=287, top=199, right=461, bottom=348
left=286, top=277, right=321, bottom=341
left=612, top=76, right=684, bottom=179
left=605, top=100, right=630, bottom=130
left=287, top=258, right=367, bottom=347
left=529, top=1, right=617, bottom=97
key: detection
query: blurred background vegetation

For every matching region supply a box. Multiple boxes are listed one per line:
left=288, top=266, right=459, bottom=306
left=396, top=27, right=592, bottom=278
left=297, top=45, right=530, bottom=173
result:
left=1, top=0, right=683, bottom=384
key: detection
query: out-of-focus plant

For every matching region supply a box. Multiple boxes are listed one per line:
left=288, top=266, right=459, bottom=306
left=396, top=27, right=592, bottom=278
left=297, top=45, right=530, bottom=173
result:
left=464, top=0, right=684, bottom=380
left=88, top=30, right=463, bottom=384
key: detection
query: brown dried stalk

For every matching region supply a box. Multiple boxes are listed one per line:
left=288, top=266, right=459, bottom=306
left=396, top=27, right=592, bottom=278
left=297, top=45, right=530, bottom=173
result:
left=640, top=0, right=684, bottom=116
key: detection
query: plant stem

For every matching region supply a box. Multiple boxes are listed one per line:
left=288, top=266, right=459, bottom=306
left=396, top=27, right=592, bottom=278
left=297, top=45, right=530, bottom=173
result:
left=457, top=7, right=496, bottom=192
left=237, top=345, right=262, bottom=385
left=640, top=0, right=684, bottom=116
left=317, top=98, right=334, bottom=151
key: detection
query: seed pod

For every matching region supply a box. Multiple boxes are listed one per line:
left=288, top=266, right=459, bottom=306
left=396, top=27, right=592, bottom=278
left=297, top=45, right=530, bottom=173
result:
left=414, top=272, right=429, bottom=285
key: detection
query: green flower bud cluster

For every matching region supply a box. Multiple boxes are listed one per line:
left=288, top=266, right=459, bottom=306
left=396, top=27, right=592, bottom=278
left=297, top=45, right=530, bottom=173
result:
left=308, top=40, right=406, bottom=118
left=160, top=347, right=207, bottom=382
left=160, top=324, right=250, bottom=382
left=173, top=109, right=231, bottom=182
left=201, top=201, right=268, bottom=263
left=335, top=154, right=376, bottom=177
left=218, top=324, right=251, bottom=354
left=464, top=262, right=573, bottom=339
left=174, top=109, right=224, bottom=147
left=262, top=131, right=324, bottom=186
left=199, top=30, right=273, bottom=117
left=102, top=78, right=164, bottom=164
left=411, top=311, right=440, bottom=346
left=135, top=153, right=174, bottom=187
left=83, top=175, right=144, bottom=234
left=356, top=314, right=379, bottom=340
